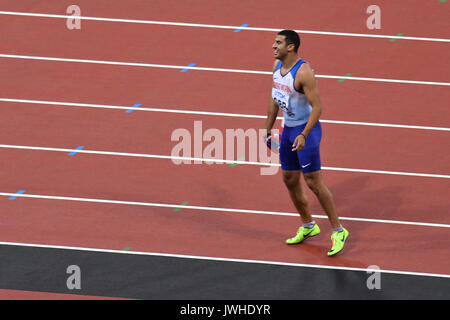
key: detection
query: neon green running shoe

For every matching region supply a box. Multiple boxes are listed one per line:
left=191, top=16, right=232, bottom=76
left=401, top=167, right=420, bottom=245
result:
left=286, top=224, right=320, bottom=244
left=327, top=227, right=349, bottom=256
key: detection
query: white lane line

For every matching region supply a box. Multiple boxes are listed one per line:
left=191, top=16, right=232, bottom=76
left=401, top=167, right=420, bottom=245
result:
left=0, top=10, right=449, bottom=43
left=0, top=192, right=449, bottom=228
left=1, top=53, right=450, bottom=87
left=0, top=144, right=449, bottom=179
left=1, top=97, right=449, bottom=132
left=320, top=119, right=450, bottom=132
left=0, top=241, right=449, bottom=279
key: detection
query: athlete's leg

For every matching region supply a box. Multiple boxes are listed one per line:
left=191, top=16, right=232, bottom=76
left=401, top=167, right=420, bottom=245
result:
left=303, top=170, right=340, bottom=229
left=282, top=169, right=313, bottom=224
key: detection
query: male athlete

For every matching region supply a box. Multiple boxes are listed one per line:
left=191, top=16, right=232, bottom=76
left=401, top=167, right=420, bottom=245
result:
left=265, top=30, right=348, bottom=256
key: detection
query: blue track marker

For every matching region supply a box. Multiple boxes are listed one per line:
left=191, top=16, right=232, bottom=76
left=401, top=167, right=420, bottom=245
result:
left=173, top=201, right=189, bottom=212
left=180, top=63, right=196, bottom=72
left=125, top=104, right=141, bottom=113
left=233, top=23, right=249, bottom=32
left=9, top=190, right=26, bottom=200
left=68, top=146, right=85, bottom=156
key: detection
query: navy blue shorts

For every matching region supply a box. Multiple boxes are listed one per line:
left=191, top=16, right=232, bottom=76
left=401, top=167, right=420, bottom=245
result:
left=279, top=121, right=322, bottom=173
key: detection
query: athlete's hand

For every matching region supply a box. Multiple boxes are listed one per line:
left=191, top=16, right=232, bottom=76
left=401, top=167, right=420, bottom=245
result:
left=265, top=133, right=283, bottom=151
left=264, top=134, right=272, bottom=149
left=292, top=134, right=306, bottom=151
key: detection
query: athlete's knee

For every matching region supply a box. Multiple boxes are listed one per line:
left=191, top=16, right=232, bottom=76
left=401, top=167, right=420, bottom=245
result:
left=304, top=171, right=322, bottom=194
left=282, top=171, right=300, bottom=189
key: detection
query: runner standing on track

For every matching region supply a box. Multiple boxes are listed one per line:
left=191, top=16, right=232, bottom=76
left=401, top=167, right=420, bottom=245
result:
left=265, top=30, right=349, bottom=256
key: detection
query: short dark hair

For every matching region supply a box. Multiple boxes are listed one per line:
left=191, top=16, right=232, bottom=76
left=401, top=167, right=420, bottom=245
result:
left=277, top=30, right=300, bottom=52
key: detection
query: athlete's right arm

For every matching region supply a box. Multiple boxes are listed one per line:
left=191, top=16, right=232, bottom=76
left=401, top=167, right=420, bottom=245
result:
left=265, top=60, right=280, bottom=137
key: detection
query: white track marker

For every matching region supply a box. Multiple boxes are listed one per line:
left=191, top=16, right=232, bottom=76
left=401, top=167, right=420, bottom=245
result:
left=1, top=97, right=449, bottom=131
left=0, top=144, right=449, bottom=179
left=0, top=11, right=449, bottom=43
left=0, top=241, right=449, bottom=279
left=0, top=191, right=449, bottom=228
left=0, top=53, right=449, bottom=87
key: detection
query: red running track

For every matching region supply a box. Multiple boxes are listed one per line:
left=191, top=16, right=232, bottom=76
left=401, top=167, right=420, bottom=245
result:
left=1, top=148, right=449, bottom=275
left=0, top=289, right=130, bottom=300
left=1, top=140, right=449, bottom=225
left=0, top=0, right=449, bottom=38
left=1, top=181, right=449, bottom=276
left=0, top=13, right=449, bottom=82
left=0, top=101, right=449, bottom=176
left=0, top=58, right=449, bottom=131
left=1, top=1, right=449, bottom=130
left=0, top=1, right=449, bottom=296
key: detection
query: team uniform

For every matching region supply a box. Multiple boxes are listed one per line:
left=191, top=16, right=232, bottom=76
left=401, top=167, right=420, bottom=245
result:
left=272, top=59, right=322, bottom=173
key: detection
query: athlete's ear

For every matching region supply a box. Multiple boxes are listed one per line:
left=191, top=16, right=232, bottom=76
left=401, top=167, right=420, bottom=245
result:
left=287, top=43, right=295, bottom=52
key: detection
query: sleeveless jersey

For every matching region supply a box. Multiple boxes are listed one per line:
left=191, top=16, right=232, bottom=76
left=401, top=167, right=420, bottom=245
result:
left=272, top=59, right=312, bottom=127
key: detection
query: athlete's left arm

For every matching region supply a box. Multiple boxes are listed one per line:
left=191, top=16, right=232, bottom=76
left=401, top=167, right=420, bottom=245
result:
left=291, top=63, right=323, bottom=151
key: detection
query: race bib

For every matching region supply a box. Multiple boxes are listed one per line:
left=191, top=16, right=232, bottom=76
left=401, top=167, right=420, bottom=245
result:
left=272, top=88, right=294, bottom=117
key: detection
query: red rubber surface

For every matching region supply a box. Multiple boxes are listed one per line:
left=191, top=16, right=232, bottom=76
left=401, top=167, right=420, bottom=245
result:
left=1, top=58, right=449, bottom=129
left=0, top=289, right=130, bottom=300
left=0, top=0, right=448, bottom=38
left=0, top=0, right=449, bottom=299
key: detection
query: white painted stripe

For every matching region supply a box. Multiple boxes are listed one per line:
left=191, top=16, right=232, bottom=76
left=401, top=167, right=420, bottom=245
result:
left=0, top=53, right=270, bottom=74
left=0, top=144, right=449, bottom=179
left=314, top=74, right=450, bottom=86
left=0, top=241, right=448, bottom=279
left=320, top=166, right=450, bottom=179
left=0, top=192, right=449, bottom=229
left=0, top=98, right=267, bottom=119
left=1, top=53, right=449, bottom=87
left=0, top=11, right=449, bottom=43
left=1, top=97, right=450, bottom=132
left=320, top=119, right=450, bottom=131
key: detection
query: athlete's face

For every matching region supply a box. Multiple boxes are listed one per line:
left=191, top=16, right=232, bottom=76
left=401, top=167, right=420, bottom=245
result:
left=272, top=35, right=294, bottom=59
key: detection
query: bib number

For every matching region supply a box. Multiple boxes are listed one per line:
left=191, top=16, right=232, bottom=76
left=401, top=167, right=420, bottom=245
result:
left=272, top=89, right=294, bottom=117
